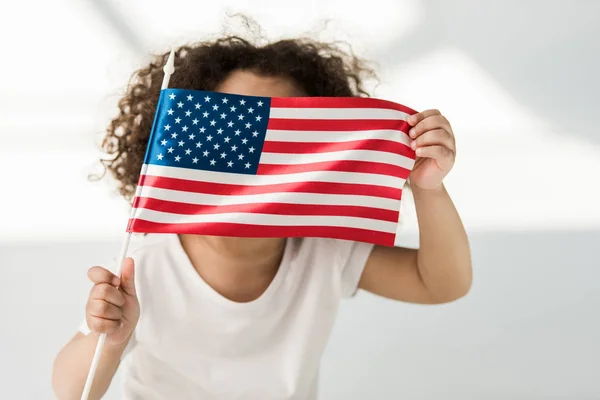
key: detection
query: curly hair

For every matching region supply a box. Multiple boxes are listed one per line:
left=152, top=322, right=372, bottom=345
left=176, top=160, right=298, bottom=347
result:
left=98, top=35, right=376, bottom=200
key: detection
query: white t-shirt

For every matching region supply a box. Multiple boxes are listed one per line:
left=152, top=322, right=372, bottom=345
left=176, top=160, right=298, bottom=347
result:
left=80, top=234, right=374, bottom=399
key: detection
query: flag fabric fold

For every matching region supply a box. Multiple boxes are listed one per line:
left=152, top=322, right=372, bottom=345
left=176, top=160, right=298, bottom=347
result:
left=127, top=89, right=417, bottom=246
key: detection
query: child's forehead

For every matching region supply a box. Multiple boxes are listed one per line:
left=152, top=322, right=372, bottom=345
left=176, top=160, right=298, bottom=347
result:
left=215, top=70, right=306, bottom=98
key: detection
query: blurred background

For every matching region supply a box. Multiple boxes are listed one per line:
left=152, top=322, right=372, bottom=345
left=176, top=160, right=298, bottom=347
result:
left=1, top=0, right=599, bottom=399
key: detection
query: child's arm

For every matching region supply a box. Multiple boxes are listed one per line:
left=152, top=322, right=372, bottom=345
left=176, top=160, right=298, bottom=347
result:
left=52, top=332, right=127, bottom=400
left=358, top=109, right=472, bottom=304
left=52, top=258, right=139, bottom=399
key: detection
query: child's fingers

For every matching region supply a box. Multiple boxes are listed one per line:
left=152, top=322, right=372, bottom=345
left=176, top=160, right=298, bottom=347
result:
left=86, top=316, right=121, bottom=334
left=411, top=129, right=455, bottom=152
left=415, top=145, right=455, bottom=170
left=86, top=299, right=123, bottom=321
left=409, top=115, right=452, bottom=139
left=87, top=266, right=120, bottom=287
left=407, top=109, right=441, bottom=127
left=90, top=283, right=126, bottom=307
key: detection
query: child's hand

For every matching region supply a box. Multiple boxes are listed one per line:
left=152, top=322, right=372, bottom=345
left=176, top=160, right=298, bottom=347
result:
left=407, top=110, right=456, bottom=191
left=85, top=258, right=140, bottom=348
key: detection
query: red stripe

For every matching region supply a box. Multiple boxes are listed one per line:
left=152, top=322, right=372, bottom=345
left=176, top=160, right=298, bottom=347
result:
left=262, top=139, right=416, bottom=159
left=134, top=197, right=399, bottom=222
left=267, top=118, right=411, bottom=132
left=127, top=219, right=396, bottom=246
left=257, top=160, right=411, bottom=180
left=140, top=175, right=403, bottom=200
left=270, top=97, right=417, bottom=115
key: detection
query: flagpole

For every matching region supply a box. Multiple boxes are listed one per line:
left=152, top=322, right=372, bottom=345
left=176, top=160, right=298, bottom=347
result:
left=80, top=49, right=175, bottom=400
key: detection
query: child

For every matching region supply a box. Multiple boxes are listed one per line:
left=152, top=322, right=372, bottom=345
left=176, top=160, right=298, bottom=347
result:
left=52, top=34, right=471, bottom=400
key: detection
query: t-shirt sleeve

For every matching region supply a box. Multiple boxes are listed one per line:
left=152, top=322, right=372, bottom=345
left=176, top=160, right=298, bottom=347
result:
left=336, top=240, right=375, bottom=298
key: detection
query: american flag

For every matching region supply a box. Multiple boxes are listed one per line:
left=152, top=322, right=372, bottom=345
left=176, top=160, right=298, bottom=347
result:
left=127, top=89, right=417, bottom=246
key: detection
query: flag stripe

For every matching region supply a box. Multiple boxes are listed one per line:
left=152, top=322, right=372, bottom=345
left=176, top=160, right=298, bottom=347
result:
left=270, top=96, right=417, bottom=115
left=128, top=219, right=396, bottom=246
left=140, top=175, right=403, bottom=200
left=142, top=164, right=407, bottom=189
left=267, top=118, right=411, bottom=132
left=261, top=139, right=415, bottom=158
left=134, top=197, right=399, bottom=222
left=138, top=185, right=400, bottom=210
left=259, top=149, right=415, bottom=170
left=257, top=160, right=412, bottom=179
left=264, top=129, right=411, bottom=146
left=268, top=107, right=410, bottom=120
left=129, top=208, right=398, bottom=233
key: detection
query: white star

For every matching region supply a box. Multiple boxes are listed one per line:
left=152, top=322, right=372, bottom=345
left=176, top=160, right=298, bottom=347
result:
left=220, top=152, right=227, bottom=159
left=257, top=101, right=263, bottom=107
left=249, top=146, right=255, bottom=153
left=178, top=140, right=185, bottom=147
left=255, top=115, right=262, bottom=122
left=192, top=157, right=199, bottom=163
left=238, top=154, right=245, bottom=160
left=212, top=104, right=219, bottom=111
left=230, top=105, right=237, bottom=112
left=171, top=133, right=177, bottom=139
left=175, top=117, right=181, bottom=124
left=217, top=128, right=223, bottom=134
left=167, top=109, right=174, bottom=115
left=210, top=120, right=216, bottom=126
left=210, top=159, right=216, bottom=165
left=220, top=113, right=227, bottom=119
left=245, top=122, right=252, bottom=129
left=227, top=161, right=234, bottom=167
left=252, top=130, right=259, bottom=137
left=240, top=99, right=246, bottom=105
left=214, top=143, right=220, bottom=150
left=199, top=127, right=206, bottom=133
left=175, top=155, right=181, bottom=162
left=168, top=147, right=174, bottom=153
left=241, top=138, right=248, bottom=144
left=187, top=94, right=193, bottom=101
left=185, top=148, right=192, bottom=155
left=189, top=133, right=196, bottom=140
left=245, top=162, right=251, bottom=169
left=248, top=107, right=254, bottom=114
left=182, top=126, right=188, bottom=132
left=169, top=93, right=176, bottom=100
left=160, top=139, right=167, bottom=146
left=203, top=150, right=209, bottom=157
left=164, top=124, right=171, bottom=131
left=206, top=135, right=213, bottom=141
left=185, top=110, right=192, bottom=117
left=203, top=111, right=209, bottom=118
left=231, top=145, right=238, bottom=152
left=204, top=96, right=211, bottom=102
left=177, top=102, right=184, bottom=108
left=222, top=97, right=229, bottom=104
left=192, top=118, right=199, bottom=125
left=234, top=129, right=241, bottom=136
left=195, top=103, right=201, bottom=109
left=157, top=153, right=164, bottom=160
left=224, top=137, right=231, bottom=143
left=196, top=141, right=202, bottom=148
left=238, top=114, right=244, bottom=120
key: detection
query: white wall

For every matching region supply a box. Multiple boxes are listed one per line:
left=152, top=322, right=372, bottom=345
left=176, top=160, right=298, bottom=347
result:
left=0, top=0, right=598, bottom=398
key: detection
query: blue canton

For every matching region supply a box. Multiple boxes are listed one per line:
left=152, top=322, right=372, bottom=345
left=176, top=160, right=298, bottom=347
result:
left=145, top=89, right=271, bottom=175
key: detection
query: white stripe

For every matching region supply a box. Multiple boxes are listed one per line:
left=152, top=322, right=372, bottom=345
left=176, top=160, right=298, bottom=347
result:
left=131, top=208, right=397, bottom=233
left=269, top=107, right=410, bottom=121
left=139, top=186, right=400, bottom=211
left=142, top=164, right=406, bottom=189
left=265, top=129, right=411, bottom=146
left=260, top=149, right=415, bottom=170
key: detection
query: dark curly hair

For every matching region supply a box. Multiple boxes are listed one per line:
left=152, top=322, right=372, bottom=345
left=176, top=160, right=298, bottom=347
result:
left=98, top=34, right=376, bottom=200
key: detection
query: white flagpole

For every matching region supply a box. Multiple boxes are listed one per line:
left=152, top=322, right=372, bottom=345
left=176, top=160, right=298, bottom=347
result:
left=80, top=49, right=175, bottom=400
